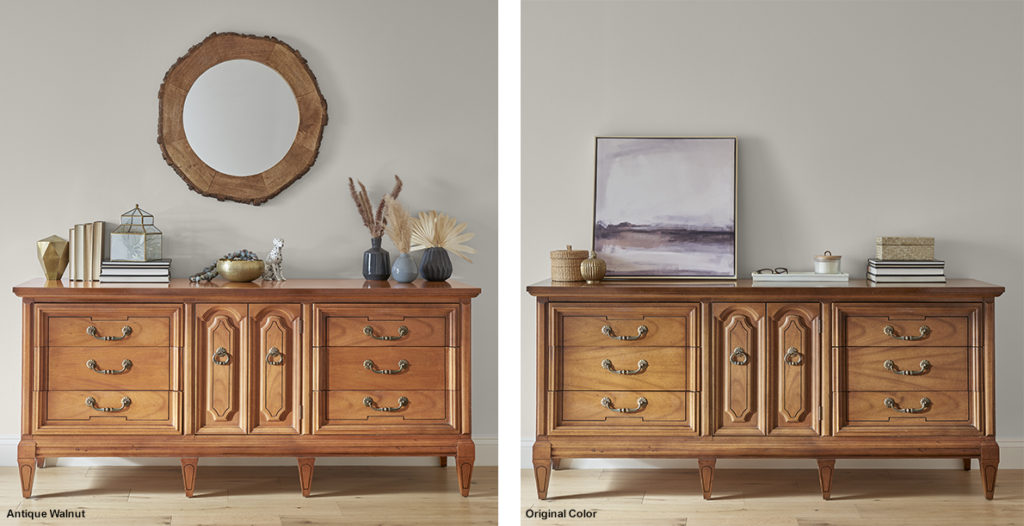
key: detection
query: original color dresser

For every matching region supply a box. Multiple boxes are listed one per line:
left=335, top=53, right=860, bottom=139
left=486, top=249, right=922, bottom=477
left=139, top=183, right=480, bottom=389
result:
left=13, top=278, right=480, bottom=498
left=527, top=279, right=1003, bottom=500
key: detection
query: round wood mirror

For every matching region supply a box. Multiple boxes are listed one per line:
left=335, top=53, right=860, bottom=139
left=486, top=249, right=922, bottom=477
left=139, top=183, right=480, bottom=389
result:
left=158, top=32, right=328, bottom=205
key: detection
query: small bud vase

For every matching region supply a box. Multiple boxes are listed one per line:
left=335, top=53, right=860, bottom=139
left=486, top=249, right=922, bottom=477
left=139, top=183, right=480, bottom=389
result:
left=391, top=252, right=418, bottom=283
left=362, top=237, right=391, bottom=281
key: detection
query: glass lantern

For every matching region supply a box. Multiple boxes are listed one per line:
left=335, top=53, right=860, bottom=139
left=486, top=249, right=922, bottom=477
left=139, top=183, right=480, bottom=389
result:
left=110, top=204, right=163, bottom=261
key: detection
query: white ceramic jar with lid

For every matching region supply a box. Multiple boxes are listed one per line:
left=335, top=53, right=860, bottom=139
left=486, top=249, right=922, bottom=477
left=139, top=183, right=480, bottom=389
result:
left=814, top=250, right=841, bottom=274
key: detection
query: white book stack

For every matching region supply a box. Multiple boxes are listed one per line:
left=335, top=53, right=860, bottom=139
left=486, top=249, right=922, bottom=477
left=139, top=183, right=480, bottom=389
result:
left=867, top=259, right=946, bottom=283
left=67, top=221, right=104, bottom=281
left=99, top=259, right=172, bottom=283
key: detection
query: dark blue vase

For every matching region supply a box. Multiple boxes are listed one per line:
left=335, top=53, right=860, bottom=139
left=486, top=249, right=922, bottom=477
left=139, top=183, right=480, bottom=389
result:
left=419, top=247, right=452, bottom=281
left=362, top=237, right=391, bottom=280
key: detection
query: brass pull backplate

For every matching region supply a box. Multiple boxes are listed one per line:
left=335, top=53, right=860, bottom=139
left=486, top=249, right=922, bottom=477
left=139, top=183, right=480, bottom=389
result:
left=784, top=347, right=803, bottom=366
left=883, top=325, right=930, bottom=341
left=86, top=325, right=132, bottom=341
left=601, top=396, right=648, bottom=414
left=602, top=359, right=648, bottom=375
left=730, top=347, right=750, bottom=366
left=212, top=347, right=231, bottom=366
left=363, top=325, right=409, bottom=341
left=364, top=359, right=410, bottom=375
left=86, top=358, right=133, bottom=375
left=883, top=396, right=932, bottom=414
left=364, top=396, right=409, bottom=412
left=883, top=359, right=931, bottom=376
left=266, top=347, right=284, bottom=366
left=601, top=325, right=648, bottom=341
left=85, top=396, right=131, bottom=413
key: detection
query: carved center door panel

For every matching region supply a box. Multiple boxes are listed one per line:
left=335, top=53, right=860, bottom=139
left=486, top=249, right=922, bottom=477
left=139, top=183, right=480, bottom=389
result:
left=196, top=304, right=247, bottom=434
left=766, top=303, right=820, bottom=436
left=196, top=304, right=301, bottom=434
left=250, top=304, right=302, bottom=434
left=712, top=303, right=765, bottom=435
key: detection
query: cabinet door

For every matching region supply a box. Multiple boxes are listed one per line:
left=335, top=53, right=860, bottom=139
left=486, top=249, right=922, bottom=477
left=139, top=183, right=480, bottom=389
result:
left=767, top=303, right=820, bottom=436
left=196, top=304, right=247, bottom=434
left=250, top=304, right=302, bottom=434
left=712, top=303, right=765, bottom=436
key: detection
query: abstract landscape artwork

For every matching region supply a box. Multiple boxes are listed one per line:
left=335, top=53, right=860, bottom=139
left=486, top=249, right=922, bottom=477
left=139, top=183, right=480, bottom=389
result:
left=593, top=137, right=736, bottom=278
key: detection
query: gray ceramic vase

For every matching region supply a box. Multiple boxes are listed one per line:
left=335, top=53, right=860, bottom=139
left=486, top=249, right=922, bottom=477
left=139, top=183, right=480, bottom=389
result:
left=391, top=252, right=418, bottom=283
left=362, top=237, right=391, bottom=281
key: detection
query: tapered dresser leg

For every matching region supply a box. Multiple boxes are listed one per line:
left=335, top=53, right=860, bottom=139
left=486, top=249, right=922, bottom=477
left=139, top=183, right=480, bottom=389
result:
left=180, top=458, right=198, bottom=497
left=439, top=456, right=448, bottom=467
left=17, top=458, right=35, bottom=498
left=533, top=440, right=552, bottom=500
left=980, top=443, right=999, bottom=500
left=551, top=458, right=562, bottom=471
left=817, top=459, right=836, bottom=500
left=297, top=457, right=315, bottom=497
left=962, top=458, right=971, bottom=471
left=698, top=458, right=715, bottom=500
left=456, top=438, right=475, bottom=497
left=36, top=458, right=45, bottom=469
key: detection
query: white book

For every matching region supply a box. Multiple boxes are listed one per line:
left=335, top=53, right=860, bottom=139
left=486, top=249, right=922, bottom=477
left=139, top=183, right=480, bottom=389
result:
left=98, top=276, right=171, bottom=283
left=92, top=221, right=104, bottom=281
left=868, top=275, right=947, bottom=283
left=68, top=227, right=76, bottom=282
left=74, top=224, right=85, bottom=281
left=83, top=223, right=93, bottom=282
left=100, top=268, right=171, bottom=276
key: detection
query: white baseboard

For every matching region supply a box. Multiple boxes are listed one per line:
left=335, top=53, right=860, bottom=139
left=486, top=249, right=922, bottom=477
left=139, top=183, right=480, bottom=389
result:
left=519, top=439, right=1024, bottom=469
left=0, top=435, right=497, bottom=467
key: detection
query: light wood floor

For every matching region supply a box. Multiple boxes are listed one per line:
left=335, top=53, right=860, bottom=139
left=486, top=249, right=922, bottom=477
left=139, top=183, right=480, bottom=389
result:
left=0, top=465, right=496, bottom=525
left=521, top=467, right=1023, bottom=525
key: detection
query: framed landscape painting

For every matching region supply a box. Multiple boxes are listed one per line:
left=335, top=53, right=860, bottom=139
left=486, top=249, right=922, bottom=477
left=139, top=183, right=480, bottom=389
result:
left=592, top=137, right=737, bottom=279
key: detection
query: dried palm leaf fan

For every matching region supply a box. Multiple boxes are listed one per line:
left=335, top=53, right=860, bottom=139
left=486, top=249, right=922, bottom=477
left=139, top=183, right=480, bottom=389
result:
left=410, top=210, right=475, bottom=281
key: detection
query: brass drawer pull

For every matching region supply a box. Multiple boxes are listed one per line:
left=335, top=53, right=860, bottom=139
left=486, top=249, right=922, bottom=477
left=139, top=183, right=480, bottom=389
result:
left=601, top=325, right=648, bottom=341
left=266, top=347, right=284, bottom=366
left=883, top=359, right=931, bottom=376
left=86, top=358, right=133, bottom=375
left=883, top=396, right=931, bottom=414
left=86, top=325, right=132, bottom=341
left=601, top=396, right=648, bottom=414
left=883, top=325, right=930, bottom=341
left=85, top=396, right=131, bottom=413
left=784, top=347, right=803, bottom=366
left=602, top=359, right=648, bottom=375
left=363, top=395, right=409, bottom=412
left=364, top=359, right=410, bottom=375
left=363, top=325, right=409, bottom=341
left=730, top=347, right=750, bottom=366
left=212, top=347, right=231, bottom=366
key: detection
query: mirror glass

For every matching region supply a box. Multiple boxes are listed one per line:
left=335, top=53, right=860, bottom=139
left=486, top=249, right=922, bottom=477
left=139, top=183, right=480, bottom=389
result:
left=183, top=59, right=299, bottom=176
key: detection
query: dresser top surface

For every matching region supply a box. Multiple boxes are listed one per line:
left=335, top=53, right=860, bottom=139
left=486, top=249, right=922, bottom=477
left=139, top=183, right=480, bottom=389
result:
left=527, top=278, right=1003, bottom=299
left=13, top=278, right=480, bottom=300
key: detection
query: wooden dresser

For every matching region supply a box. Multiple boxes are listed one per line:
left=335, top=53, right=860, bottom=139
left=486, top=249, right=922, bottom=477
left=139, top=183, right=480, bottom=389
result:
left=12, top=278, right=480, bottom=498
left=527, top=279, right=1003, bottom=500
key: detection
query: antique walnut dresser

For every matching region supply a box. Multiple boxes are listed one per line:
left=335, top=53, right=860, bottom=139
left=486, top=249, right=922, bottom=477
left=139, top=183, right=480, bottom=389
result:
left=527, top=279, right=1003, bottom=500
left=13, top=278, right=480, bottom=497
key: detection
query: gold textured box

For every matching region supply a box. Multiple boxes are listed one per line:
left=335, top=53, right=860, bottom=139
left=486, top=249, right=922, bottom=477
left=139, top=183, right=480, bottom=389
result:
left=875, top=236, right=935, bottom=260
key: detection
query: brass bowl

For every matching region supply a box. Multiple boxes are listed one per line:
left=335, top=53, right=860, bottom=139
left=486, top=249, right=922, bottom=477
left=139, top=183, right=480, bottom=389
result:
left=217, top=259, right=265, bottom=282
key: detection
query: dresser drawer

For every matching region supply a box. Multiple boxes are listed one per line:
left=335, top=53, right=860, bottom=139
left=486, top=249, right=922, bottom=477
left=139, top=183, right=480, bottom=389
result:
left=836, top=303, right=978, bottom=347
left=321, top=348, right=448, bottom=390
left=840, top=347, right=971, bottom=392
left=557, top=391, right=695, bottom=427
left=45, top=347, right=176, bottom=391
left=839, top=391, right=977, bottom=433
left=37, top=390, right=180, bottom=434
left=321, top=390, right=449, bottom=423
left=315, top=305, right=455, bottom=347
left=555, top=304, right=699, bottom=347
left=560, top=347, right=692, bottom=391
left=40, top=304, right=182, bottom=347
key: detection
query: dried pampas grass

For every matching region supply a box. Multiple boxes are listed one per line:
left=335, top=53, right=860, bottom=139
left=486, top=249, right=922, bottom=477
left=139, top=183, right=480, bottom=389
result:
left=383, top=195, right=413, bottom=254
left=347, top=175, right=403, bottom=238
left=410, top=210, right=476, bottom=263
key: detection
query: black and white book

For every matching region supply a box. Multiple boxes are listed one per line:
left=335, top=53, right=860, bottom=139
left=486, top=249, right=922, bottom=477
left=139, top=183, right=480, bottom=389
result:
left=868, top=267, right=945, bottom=276
left=868, top=258, right=945, bottom=267
left=100, top=268, right=171, bottom=276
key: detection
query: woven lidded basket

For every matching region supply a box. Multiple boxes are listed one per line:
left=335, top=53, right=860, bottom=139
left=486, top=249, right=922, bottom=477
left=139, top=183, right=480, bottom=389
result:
left=875, top=236, right=935, bottom=260
left=550, top=245, right=588, bottom=282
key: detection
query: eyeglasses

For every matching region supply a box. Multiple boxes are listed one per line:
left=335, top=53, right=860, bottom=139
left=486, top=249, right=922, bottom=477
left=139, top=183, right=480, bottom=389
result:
left=754, top=267, right=789, bottom=275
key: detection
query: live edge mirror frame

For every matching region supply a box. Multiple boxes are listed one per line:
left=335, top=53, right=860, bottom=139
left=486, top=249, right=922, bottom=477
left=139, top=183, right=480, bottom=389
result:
left=157, top=32, right=328, bottom=206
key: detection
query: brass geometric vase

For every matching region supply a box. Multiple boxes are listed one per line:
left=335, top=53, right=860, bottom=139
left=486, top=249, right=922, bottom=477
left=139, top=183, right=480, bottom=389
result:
left=36, top=235, right=70, bottom=280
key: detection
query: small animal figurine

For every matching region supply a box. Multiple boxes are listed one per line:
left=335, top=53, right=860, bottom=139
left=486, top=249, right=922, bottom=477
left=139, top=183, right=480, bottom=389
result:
left=262, top=238, right=286, bottom=281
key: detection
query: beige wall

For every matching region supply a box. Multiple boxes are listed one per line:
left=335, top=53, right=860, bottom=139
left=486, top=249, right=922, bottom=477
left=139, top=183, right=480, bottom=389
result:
left=523, top=0, right=1024, bottom=464
left=0, top=0, right=497, bottom=461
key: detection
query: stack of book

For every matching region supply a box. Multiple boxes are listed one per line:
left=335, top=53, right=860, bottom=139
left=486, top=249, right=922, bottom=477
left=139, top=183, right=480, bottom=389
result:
left=68, top=221, right=104, bottom=281
left=99, top=259, right=172, bottom=283
left=867, top=259, right=946, bottom=283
